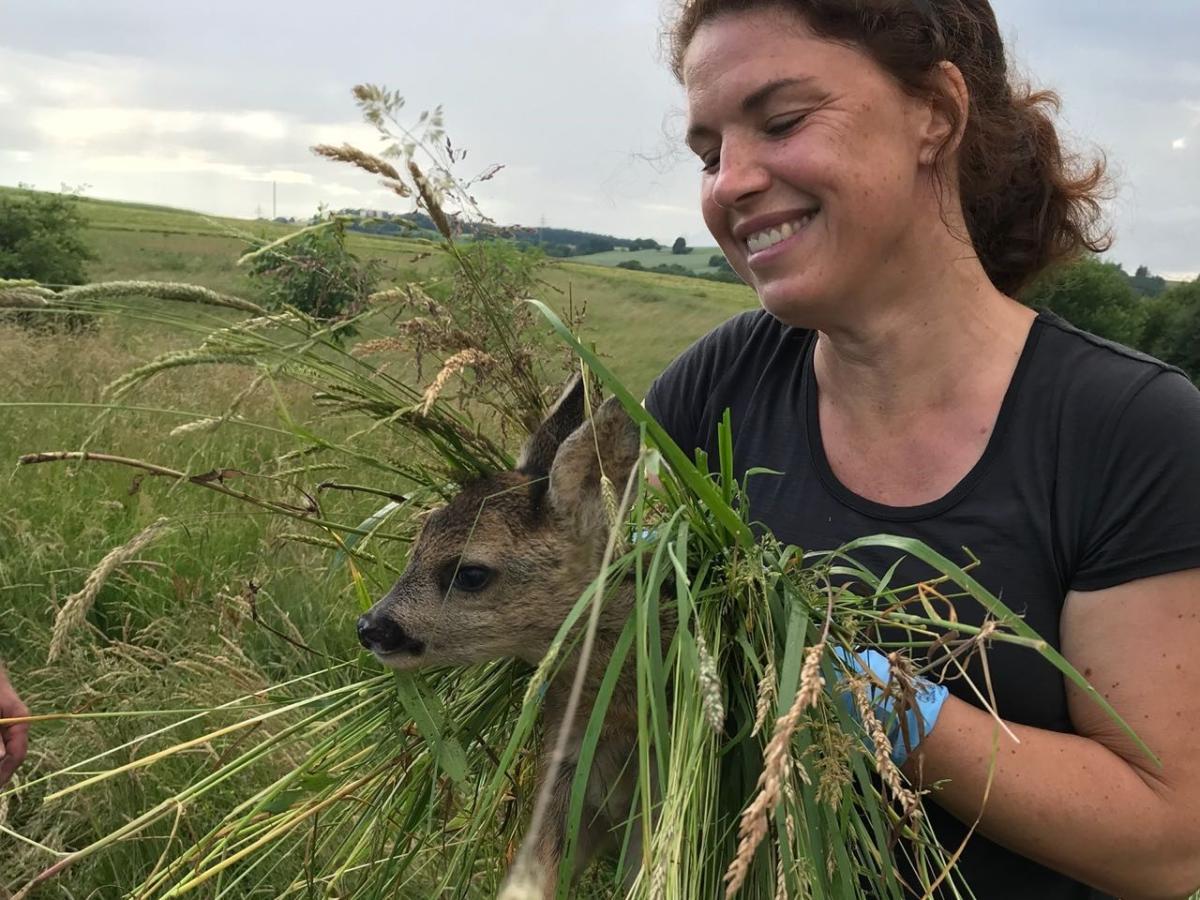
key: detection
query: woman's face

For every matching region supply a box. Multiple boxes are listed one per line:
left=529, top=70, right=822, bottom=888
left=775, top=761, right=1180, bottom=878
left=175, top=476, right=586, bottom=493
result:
left=683, top=8, right=949, bottom=325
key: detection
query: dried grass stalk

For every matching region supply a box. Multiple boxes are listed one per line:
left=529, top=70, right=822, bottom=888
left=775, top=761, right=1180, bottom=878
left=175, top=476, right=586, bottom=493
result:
left=366, top=287, right=408, bottom=305
left=408, top=160, right=453, bottom=240
left=0, top=772, right=14, bottom=826
left=310, top=143, right=406, bottom=190
left=752, top=660, right=777, bottom=738
left=420, top=349, right=495, bottom=413
left=0, top=288, right=51, bottom=309
left=56, top=281, right=268, bottom=316
left=725, top=642, right=826, bottom=897
left=48, top=518, right=172, bottom=663
left=850, top=678, right=920, bottom=817
left=168, top=417, right=221, bottom=438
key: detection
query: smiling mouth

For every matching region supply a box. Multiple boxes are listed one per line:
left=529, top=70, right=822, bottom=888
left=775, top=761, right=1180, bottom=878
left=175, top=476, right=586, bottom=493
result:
left=744, top=210, right=819, bottom=256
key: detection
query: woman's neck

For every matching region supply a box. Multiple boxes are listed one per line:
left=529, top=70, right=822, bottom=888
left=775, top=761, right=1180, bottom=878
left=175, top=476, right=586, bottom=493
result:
left=811, top=257, right=1035, bottom=430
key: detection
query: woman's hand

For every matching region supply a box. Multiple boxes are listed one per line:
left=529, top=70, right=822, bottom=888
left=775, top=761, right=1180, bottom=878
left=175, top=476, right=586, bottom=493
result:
left=833, top=647, right=950, bottom=765
left=0, top=665, right=29, bottom=788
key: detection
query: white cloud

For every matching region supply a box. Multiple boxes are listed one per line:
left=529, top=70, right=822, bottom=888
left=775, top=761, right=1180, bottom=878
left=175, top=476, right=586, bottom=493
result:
left=85, top=152, right=313, bottom=186
left=1, top=49, right=145, bottom=107
left=32, top=107, right=204, bottom=144
left=319, top=181, right=367, bottom=198
left=0, top=85, right=12, bottom=104
left=2, top=149, right=33, bottom=163
left=1173, top=137, right=1188, bottom=150
left=87, top=151, right=250, bottom=178
left=30, top=106, right=296, bottom=147
left=257, top=169, right=312, bottom=185
left=218, top=111, right=289, bottom=142
left=306, top=121, right=386, bottom=151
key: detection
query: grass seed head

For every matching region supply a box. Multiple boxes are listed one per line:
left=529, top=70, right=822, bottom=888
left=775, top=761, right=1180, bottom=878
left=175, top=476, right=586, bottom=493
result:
left=48, top=518, right=172, bottom=663
left=420, top=348, right=496, bottom=413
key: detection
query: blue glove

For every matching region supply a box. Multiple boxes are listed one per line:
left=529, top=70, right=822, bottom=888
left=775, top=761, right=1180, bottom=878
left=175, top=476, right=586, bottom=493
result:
left=832, top=647, right=948, bottom=766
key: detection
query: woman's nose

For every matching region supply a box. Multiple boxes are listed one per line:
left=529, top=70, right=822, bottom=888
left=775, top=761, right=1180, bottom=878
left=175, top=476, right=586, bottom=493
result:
left=710, top=141, right=770, bottom=209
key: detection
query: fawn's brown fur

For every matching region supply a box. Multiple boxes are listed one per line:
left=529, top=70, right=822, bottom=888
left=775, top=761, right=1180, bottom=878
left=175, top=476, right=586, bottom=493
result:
left=357, top=376, right=644, bottom=897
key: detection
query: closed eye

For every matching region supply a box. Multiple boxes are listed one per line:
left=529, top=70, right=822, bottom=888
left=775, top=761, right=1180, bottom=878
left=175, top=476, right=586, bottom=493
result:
left=765, top=114, right=804, bottom=136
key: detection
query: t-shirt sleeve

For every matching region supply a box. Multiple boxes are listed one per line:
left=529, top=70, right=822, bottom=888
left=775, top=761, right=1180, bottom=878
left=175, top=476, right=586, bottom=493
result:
left=643, top=309, right=762, bottom=455
left=1071, top=369, right=1200, bottom=591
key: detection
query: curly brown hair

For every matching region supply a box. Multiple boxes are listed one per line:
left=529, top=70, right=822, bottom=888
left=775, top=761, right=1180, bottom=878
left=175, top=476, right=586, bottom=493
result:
left=669, top=0, right=1111, bottom=296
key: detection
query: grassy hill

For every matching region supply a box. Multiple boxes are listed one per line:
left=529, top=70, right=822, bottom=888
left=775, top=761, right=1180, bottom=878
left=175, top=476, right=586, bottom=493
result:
left=571, top=245, right=727, bottom=275
left=40, top=190, right=754, bottom=393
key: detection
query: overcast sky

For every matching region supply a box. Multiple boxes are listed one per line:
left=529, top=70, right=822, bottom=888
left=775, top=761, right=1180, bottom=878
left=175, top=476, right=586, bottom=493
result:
left=1, top=1, right=1197, bottom=278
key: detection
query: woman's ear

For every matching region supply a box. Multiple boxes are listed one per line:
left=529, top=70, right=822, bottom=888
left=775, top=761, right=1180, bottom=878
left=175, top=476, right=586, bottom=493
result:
left=919, top=60, right=970, bottom=166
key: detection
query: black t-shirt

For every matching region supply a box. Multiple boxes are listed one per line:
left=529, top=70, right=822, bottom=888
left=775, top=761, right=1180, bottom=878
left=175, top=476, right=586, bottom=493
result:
left=644, top=308, right=1200, bottom=899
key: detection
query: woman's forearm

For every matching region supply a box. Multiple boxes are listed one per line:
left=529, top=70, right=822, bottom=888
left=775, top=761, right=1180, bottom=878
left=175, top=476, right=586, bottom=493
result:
left=906, top=696, right=1199, bottom=899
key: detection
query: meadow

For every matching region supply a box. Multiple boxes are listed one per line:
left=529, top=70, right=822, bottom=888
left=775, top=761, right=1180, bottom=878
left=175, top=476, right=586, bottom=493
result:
left=0, top=195, right=754, bottom=898
left=570, top=245, right=726, bottom=275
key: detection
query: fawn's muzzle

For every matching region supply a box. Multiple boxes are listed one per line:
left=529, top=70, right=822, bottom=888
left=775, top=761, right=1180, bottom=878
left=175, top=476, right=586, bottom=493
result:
left=357, top=613, right=425, bottom=656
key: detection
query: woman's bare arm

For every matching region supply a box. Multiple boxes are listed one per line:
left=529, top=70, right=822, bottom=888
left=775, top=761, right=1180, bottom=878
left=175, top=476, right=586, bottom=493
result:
left=907, top=568, right=1200, bottom=899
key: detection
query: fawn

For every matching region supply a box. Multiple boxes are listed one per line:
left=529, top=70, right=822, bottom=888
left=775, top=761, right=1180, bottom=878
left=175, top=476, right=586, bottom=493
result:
left=356, top=375, right=645, bottom=897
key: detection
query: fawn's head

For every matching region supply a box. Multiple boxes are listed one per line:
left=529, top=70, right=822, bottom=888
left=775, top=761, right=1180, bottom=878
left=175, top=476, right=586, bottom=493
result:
left=357, top=376, right=641, bottom=668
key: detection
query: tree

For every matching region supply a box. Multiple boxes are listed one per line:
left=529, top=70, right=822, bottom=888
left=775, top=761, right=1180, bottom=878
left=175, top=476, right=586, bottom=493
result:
left=671, top=236, right=690, bottom=255
left=1021, top=258, right=1146, bottom=348
left=576, top=237, right=615, bottom=256
left=1129, top=264, right=1168, bottom=298
left=246, top=217, right=378, bottom=322
left=1141, top=279, right=1200, bottom=379
left=0, top=186, right=94, bottom=286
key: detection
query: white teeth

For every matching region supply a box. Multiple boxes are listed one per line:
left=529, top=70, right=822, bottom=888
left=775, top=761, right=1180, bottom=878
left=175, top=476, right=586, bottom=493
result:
left=745, top=212, right=816, bottom=255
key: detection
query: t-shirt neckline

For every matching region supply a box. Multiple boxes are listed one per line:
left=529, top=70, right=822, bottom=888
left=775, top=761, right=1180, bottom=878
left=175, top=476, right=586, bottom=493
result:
left=802, top=312, right=1047, bottom=522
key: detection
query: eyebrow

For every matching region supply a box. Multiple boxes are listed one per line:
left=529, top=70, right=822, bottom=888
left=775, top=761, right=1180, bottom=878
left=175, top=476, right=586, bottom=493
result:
left=686, top=76, right=821, bottom=148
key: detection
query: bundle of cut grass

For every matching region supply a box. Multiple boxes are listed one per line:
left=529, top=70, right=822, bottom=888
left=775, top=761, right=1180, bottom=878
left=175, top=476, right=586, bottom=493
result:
left=1, top=272, right=1144, bottom=900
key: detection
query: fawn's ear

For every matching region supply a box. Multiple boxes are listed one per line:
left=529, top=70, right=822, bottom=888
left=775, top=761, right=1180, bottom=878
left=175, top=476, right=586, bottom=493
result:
left=518, top=374, right=587, bottom=477
left=547, top=395, right=641, bottom=533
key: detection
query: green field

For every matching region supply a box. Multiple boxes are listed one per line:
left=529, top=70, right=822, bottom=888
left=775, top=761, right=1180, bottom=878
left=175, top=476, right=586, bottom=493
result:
left=0, top=191, right=755, bottom=897
left=571, top=245, right=727, bottom=274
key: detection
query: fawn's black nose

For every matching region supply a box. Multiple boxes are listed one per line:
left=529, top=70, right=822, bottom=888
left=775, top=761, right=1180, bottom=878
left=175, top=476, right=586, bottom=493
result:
left=357, top=613, right=425, bottom=656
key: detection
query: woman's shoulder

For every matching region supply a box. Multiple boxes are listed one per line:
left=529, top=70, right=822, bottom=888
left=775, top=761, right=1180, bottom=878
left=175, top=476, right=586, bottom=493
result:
left=692, top=306, right=801, bottom=353
left=1029, top=310, right=1197, bottom=422
left=661, top=307, right=808, bottom=381
left=1030, top=313, right=1200, bottom=591
left=1033, top=310, right=1188, bottom=390
left=645, top=307, right=809, bottom=448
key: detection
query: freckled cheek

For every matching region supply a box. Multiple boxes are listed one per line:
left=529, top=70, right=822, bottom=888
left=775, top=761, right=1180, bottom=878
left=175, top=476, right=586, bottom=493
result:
left=700, top=194, right=738, bottom=254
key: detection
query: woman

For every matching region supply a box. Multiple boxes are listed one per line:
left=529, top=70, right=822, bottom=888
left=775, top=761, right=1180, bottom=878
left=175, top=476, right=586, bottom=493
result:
left=646, top=2, right=1200, bottom=898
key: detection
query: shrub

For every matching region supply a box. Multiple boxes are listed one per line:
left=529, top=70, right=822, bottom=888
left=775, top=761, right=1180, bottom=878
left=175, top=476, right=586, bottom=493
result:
left=245, top=216, right=378, bottom=320
left=0, top=186, right=94, bottom=287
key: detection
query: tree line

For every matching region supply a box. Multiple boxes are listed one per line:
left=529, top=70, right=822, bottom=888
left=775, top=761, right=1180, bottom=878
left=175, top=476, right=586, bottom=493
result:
left=4, top=187, right=1197, bottom=380
left=342, top=210, right=661, bottom=258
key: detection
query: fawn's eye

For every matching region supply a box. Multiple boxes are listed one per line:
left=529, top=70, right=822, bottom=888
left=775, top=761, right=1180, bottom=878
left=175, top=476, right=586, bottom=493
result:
left=451, top=565, right=494, bottom=593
